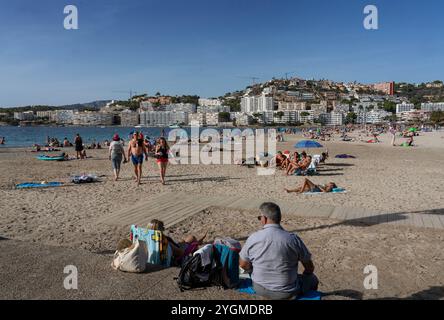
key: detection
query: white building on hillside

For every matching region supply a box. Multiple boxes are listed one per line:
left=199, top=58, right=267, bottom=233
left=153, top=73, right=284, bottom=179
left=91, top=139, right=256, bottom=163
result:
left=140, top=111, right=189, bottom=127
left=241, top=94, right=274, bottom=113
left=396, top=102, right=415, bottom=114
left=319, top=112, right=344, bottom=126
left=198, top=98, right=222, bottom=107
left=421, top=102, right=444, bottom=112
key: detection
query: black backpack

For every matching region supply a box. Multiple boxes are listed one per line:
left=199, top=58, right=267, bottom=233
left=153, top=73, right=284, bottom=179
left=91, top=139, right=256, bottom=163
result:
left=176, top=252, right=216, bottom=291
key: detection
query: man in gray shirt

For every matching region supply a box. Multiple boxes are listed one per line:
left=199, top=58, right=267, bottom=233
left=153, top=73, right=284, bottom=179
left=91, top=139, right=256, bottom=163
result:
left=239, top=202, right=319, bottom=300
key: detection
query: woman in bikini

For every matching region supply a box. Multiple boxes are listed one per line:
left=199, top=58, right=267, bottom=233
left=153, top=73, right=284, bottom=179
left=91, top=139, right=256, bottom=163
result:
left=155, top=137, right=170, bottom=185
left=285, top=178, right=337, bottom=194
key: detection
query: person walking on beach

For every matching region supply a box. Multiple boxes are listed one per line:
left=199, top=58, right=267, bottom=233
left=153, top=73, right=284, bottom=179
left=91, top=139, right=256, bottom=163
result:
left=154, top=137, right=170, bottom=185
left=109, top=134, right=127, bottom=181
left=127, top=132, right=148, bottom=186
left=389, top=125, right=397, bottom=146
left=74, top=134, right=84, bottom=159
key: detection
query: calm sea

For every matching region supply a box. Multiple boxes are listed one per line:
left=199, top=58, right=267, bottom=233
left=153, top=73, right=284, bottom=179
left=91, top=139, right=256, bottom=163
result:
left=0, top=126, right=169, bottom=147
left=0, top=126, right=297, bottom=148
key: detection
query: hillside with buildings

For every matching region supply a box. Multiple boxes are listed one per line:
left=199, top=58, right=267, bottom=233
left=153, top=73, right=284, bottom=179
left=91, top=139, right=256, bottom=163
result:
left=3, top=78, right=444, bottom=128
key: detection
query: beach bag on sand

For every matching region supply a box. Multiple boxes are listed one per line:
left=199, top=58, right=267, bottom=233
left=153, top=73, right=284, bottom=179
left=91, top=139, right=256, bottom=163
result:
left=212, top=244, right=240, bottom=289
left=176, top=248, right=217, bottom=291
left=111, top=239, right=148, bottom=273
left=130, top=225, right=172, bottom=267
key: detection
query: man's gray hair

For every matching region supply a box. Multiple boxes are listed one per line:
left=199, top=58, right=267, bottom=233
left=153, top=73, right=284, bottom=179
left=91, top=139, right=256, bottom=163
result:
left=259, top=202, right=281, bottom=223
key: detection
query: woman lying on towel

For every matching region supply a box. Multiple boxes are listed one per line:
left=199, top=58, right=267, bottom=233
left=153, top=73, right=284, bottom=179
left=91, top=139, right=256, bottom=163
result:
left=147, top=219, right=207, bottom=264
left=285, top=178, right=337, bottom=194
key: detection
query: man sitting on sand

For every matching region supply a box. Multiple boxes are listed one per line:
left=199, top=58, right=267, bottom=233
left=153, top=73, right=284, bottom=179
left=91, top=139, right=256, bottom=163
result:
left=285, top=178, right=337, bottom=194
left=239, top=202, right=319, bottom=300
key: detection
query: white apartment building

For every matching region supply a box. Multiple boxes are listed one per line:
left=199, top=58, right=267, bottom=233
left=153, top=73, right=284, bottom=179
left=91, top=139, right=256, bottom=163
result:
left=396, top=103, right=415, bottom=114
left=278, top=101, right=307, bottom=111
left=50, top=110, right=75, bottom=124
left=72, top=112, right=114, bottom=126
left=197, top=105, right=230, bottom=113
left=421, top=102, right=444, bottom=112
left=356, top=110, right=391, bottom=124
left=36, top=111, right=54, bottom=118
left=140, top=111, right=188, bottom=127
left=198, top=98, right=222, bottom=107
left=398, top=110, right=431, bottom=122
left=241, top=94, right=274, bottom=113
left=296, top=110, right=315, bottom=124
left=319, top=112, right=344, bottom=126
left=274, top=111, right=299, bottom=124
left=14, top=111, right=35, bottom=121
left=301, top=93, right=315, bottom=100
left=165, top=103, right=196, bottom=113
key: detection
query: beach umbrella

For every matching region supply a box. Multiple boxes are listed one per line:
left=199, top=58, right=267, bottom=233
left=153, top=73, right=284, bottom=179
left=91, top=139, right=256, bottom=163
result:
left=294, top=140, right=323, bottom=149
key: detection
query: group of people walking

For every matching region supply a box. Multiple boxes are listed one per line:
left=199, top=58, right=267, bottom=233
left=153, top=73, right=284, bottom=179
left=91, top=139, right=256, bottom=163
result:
left=108, top=131, right=170, bottom=185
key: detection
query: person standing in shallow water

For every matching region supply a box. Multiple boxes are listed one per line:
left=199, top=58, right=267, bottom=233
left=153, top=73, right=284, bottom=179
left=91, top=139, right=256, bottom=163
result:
left=155, top=137, right=170, bottom=185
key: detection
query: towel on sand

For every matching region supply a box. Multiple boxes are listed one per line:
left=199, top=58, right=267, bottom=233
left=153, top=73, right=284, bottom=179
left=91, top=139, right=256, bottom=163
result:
left=304, top=188, right=347, bottom=195
left=16, top=182, right=63, bottom=189
left=238, top=279, right=322, bottom=300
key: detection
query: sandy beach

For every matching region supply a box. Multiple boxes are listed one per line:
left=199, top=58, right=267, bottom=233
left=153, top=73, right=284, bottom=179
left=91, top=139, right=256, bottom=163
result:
left=0, top=130, right=443, bottom=299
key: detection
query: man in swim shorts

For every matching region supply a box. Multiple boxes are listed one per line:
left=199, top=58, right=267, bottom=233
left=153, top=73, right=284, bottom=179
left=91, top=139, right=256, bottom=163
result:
left=127, top=132, right=148, bottom=186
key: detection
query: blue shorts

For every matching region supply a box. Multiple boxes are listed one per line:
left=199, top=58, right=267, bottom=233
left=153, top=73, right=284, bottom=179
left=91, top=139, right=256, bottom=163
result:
left=131, top=154, right=144, bottom=165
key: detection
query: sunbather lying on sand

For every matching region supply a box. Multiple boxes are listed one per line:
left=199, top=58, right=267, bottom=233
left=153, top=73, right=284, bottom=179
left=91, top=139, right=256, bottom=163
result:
left=285, top=178, right=337, bottom=193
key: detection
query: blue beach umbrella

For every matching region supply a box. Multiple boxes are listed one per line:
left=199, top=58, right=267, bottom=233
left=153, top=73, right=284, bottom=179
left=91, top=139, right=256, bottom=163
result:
left=294, top=140, right=323, bottom=149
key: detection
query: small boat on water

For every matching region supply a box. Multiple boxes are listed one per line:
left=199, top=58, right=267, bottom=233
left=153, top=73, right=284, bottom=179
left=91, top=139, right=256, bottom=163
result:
left=169, top=124, right=181, bottom=129
left=134, top=125, right=142, bottom=129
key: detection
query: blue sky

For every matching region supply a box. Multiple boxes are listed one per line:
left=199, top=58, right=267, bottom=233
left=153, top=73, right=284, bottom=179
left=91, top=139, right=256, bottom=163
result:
left=0, top=0, right=443, bottom=107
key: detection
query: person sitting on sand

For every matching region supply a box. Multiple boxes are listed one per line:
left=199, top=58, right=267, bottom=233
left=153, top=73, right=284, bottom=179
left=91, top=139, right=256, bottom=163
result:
left=285, top=178, right=337, bottom=194
left=147, top=219, right=207, bottom=264
left=273, top=152, right=286, bottom=169
left=285, top=152, right=304, bottom=175
left=239, top=202, right=319, bottom=300
left=63, top=138, right=70, bottom=148
left=286, top=153, right=312, bottom=175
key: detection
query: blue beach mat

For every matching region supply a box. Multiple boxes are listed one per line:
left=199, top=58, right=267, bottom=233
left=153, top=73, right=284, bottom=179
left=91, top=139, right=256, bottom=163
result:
left=36, top=155, right=65, bottom=161
left=16, top=182, right=63, bottom=189
left=304, top=188, right=347, bottom=195
left=238, top=279, right=322, bottom=300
